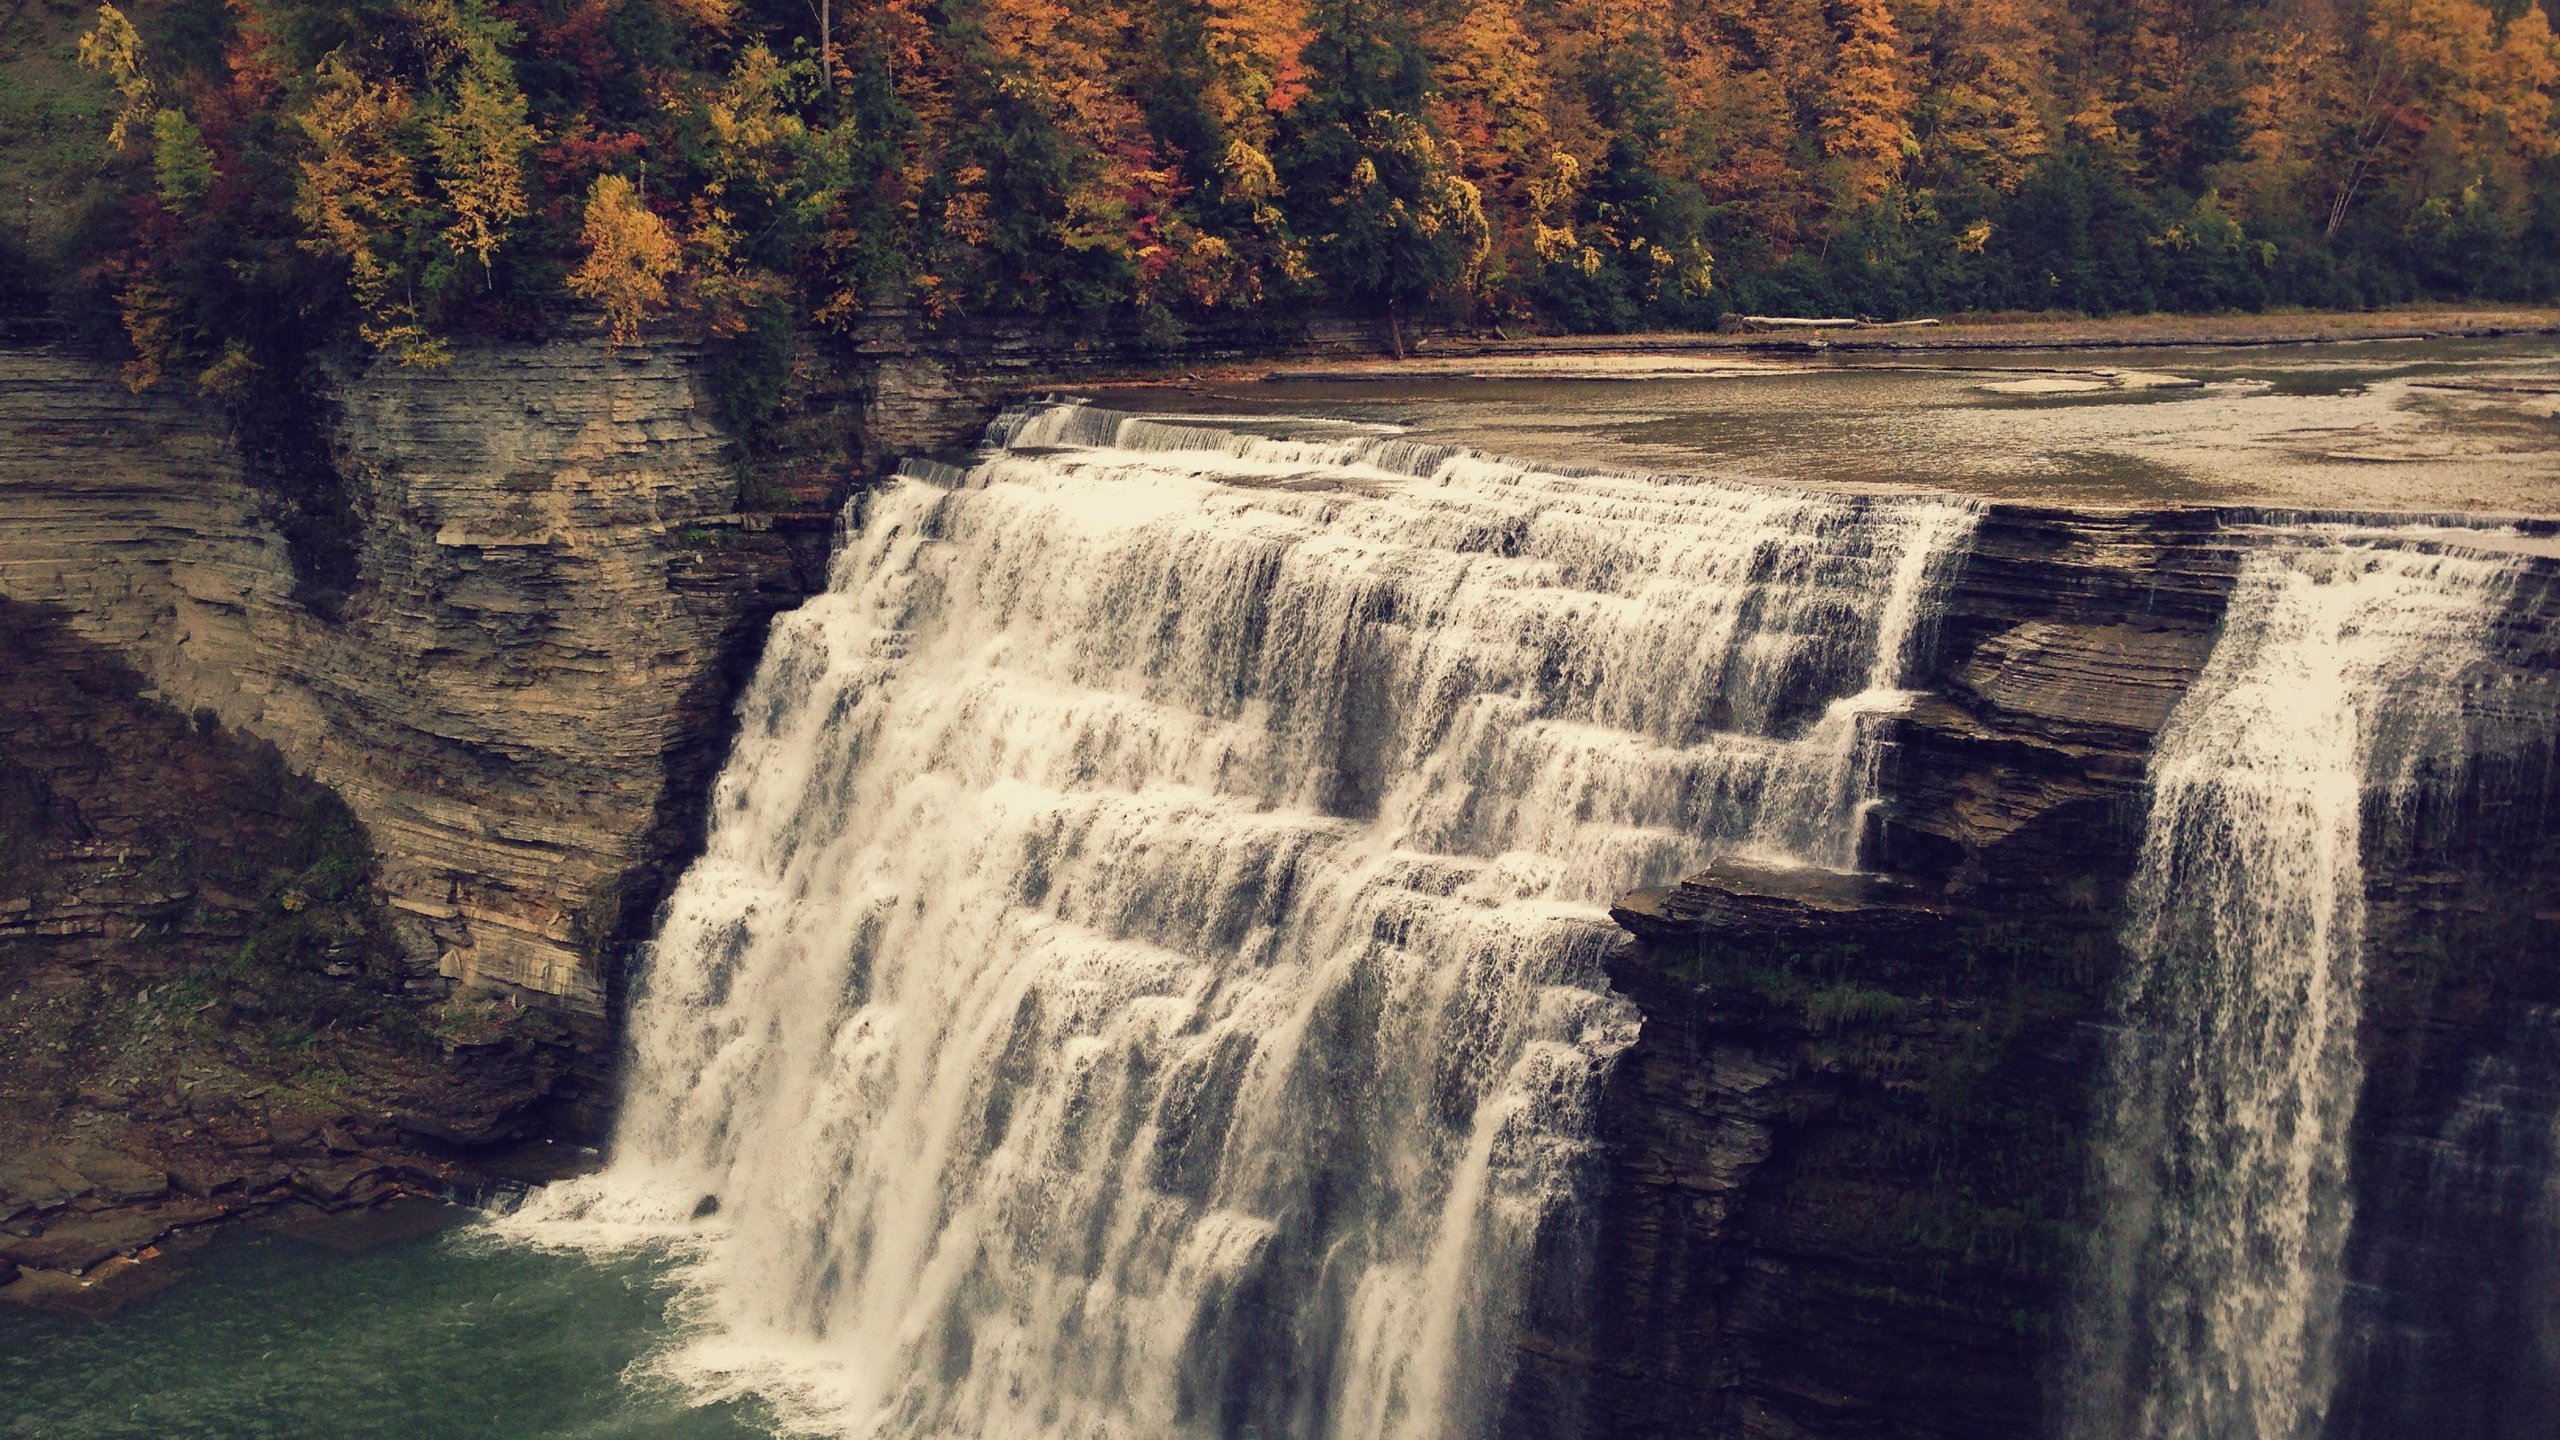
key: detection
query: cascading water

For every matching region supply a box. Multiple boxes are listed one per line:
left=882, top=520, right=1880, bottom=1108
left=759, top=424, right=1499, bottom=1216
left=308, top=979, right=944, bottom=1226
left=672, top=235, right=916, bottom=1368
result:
left=2066, top=539, right=2523, bottom=1440
left=505, top=401, right=1976, bottom=1439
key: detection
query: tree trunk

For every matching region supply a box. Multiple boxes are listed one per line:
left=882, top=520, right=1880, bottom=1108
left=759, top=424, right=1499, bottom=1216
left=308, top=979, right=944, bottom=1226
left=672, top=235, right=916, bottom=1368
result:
left=1388, top=301, right=1406, bottom=361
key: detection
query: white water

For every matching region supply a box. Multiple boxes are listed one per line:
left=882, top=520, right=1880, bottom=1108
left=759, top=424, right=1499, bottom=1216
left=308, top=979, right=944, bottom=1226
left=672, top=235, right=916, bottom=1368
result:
left=2070, top=540, right=2522, bottom=1440
left=505, top=402, right=1976, bottom=1439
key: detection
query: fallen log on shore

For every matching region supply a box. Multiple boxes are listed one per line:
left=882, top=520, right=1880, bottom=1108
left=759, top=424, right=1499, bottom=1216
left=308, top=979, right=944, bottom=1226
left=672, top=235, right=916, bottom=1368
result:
left=1722, top=315, right=1946, bottom=332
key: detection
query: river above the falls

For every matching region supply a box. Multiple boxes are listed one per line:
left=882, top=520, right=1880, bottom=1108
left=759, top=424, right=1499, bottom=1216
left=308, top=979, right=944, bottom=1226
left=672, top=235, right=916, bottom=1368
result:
left=1087, top=334, right=2560, bottom=514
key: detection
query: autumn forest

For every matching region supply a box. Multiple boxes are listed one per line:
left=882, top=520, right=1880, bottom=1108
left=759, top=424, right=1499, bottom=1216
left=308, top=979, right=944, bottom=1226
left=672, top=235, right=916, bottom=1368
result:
left=4, top=0, right=2558, bottom=390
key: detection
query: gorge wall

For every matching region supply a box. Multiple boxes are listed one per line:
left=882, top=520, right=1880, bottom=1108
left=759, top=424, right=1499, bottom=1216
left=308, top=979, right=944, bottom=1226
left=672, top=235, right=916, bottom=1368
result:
left=0, top=325, right=1014, bottom=1296
left=0, top=342, right=808, bottom=1021
left=0, top=313, right=1411, bottom=1025
left=1526, top=516, right=2560, bottom=1439
left=3, top=337, right=2556, bottom=1439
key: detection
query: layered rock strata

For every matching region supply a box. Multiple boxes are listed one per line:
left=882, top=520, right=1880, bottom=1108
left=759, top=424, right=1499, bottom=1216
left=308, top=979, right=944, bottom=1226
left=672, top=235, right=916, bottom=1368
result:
left=0, top=598, right=577, bottom=1310
left=0, top=342, right=809, bottom=1015
left=0, top=312, right=1466, bottom=1021
left=1517, top=517, right=2560, bottom=1440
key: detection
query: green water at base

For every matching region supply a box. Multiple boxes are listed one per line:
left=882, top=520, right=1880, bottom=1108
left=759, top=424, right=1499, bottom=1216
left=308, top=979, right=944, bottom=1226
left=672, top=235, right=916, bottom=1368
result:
left=0, top=1214, right=767, bottom=1440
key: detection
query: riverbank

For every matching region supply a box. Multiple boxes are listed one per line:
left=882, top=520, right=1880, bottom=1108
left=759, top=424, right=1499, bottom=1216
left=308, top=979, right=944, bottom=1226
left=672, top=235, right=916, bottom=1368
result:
left=1261, top=305, right=2560, bottom=374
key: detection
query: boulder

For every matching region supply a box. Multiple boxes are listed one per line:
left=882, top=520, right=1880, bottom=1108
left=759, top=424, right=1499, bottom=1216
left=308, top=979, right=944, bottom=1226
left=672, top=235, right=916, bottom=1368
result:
left=0, top=1149, right=93, bottom=1214
left=67, top=1146, right=170, bottom=1203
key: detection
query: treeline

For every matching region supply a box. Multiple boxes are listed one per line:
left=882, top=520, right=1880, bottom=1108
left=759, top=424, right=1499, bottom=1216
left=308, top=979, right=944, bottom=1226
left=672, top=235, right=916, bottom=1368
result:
left=12, top=0, right=2560, bottom=388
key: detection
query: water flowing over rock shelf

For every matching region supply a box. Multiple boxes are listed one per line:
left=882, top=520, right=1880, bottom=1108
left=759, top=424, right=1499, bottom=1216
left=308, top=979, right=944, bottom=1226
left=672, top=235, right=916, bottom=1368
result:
left=503, top=401, right=1979, bottom=1438
left=3, top=346, right=2557, bottom=1440
left=498, top=401, right=2558, bottom=1440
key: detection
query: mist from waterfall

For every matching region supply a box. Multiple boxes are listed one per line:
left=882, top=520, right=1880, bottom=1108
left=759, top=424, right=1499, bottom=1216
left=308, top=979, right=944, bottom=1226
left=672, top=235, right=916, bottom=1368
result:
left=501, top=401, right=1977, bottom=1439
left=2067, top=539, right=2523, bottom=1440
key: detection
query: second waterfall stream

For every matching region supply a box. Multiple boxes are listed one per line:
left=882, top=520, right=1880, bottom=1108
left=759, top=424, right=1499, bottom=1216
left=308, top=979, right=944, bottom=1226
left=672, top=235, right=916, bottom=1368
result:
left=2066, top=539, right=2524, bottom=1440
left=503, top=401, right=1978, bottom=1439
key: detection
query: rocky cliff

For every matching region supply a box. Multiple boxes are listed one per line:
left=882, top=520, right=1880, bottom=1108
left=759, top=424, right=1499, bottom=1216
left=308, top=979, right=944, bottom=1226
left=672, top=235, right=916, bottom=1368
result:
left=0, top=320, right=1444, bottom=1304
left=1512, top=514, right=2560, bottom=1440
left=6, top=335, right=2557, bottom=1418
left=0, top=310, right=1430, bottom=1019
left=0, top=595, right=586, bottom=1309
left=0, top=310, right=1421, bottom=999
left=0, top=342, right=818, bottom=1020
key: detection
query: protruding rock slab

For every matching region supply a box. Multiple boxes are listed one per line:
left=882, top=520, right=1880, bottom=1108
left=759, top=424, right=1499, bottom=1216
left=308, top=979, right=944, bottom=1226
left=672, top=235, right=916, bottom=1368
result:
left=1960, top=620, right=2216, bottom=738
left=1612, top=859, right=1944, bottom=943
left=0, top=1198, right=224, bottom=1273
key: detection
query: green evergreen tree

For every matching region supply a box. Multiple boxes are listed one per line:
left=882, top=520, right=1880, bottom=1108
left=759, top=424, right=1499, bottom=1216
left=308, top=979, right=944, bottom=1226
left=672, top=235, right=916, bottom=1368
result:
left=1280, top=0, right=1488, bottom=346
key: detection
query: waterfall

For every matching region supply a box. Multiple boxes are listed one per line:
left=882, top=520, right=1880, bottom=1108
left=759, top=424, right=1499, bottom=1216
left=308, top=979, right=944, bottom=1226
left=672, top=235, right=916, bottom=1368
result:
left=505, top=402, right=1977, bottom=1439
left=2068, top=539, right=2523, bottom=1440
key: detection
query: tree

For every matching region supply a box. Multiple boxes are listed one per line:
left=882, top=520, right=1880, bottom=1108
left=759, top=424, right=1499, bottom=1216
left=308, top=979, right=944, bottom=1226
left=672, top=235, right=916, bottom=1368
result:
left=567, top=172, right=681, bottom=343
left=1904, top=0, right=2056, bottom=195
left=1821, top=0, right=1917, bottom=208
left=46, top=0, right=2560, bottom=362
left=1282, top=0, right=1489, bottom=346
left=425, top=40, right=536, bottom=284
left=149, top=108, right=219, bottom=209
left=76, top=3, right=157, bottom=152
left=2322, top=0, right=2560, bottom=237
left=294, top=57, right=441, bottom=360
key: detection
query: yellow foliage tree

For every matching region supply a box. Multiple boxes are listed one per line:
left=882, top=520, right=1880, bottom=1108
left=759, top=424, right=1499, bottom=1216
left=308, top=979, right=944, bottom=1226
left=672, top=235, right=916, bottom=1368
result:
left=2326, top=0, right=2560, bottom=233
left=425, top=41, right=535, bottom=283
left=294, top=57, right=443, bottom=361
left=1430, top=0, right=1552, bottom=195
left=662, top=0, right=735, bottom=29
left=1821, top=0, right=1916, bottom=208
left=1902, top=0, right=2054, bottom=193
left=1198, top=0, right=1315, bottom=142
left=76, top=3, right=156, bottom=152
left=2219, top=18, right=2348, bottom=230
left=568, top=174, right=683, bottom=345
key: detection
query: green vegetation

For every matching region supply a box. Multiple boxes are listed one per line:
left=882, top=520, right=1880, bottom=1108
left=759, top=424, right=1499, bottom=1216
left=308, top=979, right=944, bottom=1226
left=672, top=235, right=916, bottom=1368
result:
left=181, top=776, right=427, bottom=1051
left=1, top=0, right=2555, bottom=389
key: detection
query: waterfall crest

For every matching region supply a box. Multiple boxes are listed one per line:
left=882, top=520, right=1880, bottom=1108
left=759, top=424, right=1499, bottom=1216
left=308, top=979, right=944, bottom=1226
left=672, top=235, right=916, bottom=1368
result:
left=2069, top=539, right=2523, bottom=1440
left=505, top=402, right=1977, bottom=1439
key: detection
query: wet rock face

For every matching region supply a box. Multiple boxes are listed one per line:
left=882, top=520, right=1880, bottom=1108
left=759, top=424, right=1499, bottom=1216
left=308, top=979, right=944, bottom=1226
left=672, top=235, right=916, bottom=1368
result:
left=0, top=600, right=584, bottom=1303
left=1503, top=511, right=2239, bottom=1440
left=1518, top=519, right=2560, bottom=1440
left=0, top=342, right=808, bottom=1016
left=1517, top=858, right=2135, bottom=1439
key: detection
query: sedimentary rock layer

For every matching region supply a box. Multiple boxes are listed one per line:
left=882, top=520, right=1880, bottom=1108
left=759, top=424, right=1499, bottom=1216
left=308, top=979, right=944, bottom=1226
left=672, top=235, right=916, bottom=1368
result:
left=1534, top=520, right=2560, bottom=1440
left=0, top=343, right=803, bottom=1010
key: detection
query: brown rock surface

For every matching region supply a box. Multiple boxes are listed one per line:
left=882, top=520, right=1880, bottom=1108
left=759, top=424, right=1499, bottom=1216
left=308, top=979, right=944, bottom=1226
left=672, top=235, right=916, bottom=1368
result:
left=0, top=342, right=806, bottom=1009
left=0, top=1199, right=225, bottom=1272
